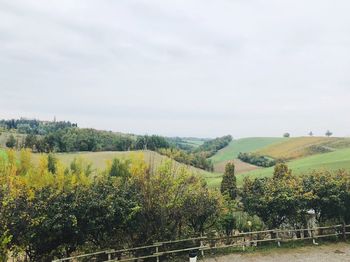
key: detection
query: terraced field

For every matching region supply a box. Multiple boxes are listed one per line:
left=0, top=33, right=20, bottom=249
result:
left=257, top=137, right=350, bottom=160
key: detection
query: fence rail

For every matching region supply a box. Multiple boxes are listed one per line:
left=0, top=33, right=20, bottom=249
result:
left=52, top=224, right=350, bottom=262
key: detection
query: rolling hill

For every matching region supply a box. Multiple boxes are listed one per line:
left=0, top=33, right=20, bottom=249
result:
left=210, top=137, right=285, bottom=173
left=208, top=136, right=350, bottom=187
left=239, top=147, right=350, bottom=184
left=256, top=136, right=350, bottom=160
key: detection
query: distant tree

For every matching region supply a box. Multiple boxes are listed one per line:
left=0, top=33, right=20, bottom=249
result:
left=308, top=131, right=313, bottom=136
left=24, top=134, right=37, bottom=149
left=5, top=134, right=16, bottom=148
left=283, top=133, right=290, bottom=138
left=47, top=154, right=57, bottom=174
left=220, top=162, right=237, bottom=199
left=325, top=130, right=333, bottom=137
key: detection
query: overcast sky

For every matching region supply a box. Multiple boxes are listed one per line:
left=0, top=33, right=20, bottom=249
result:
left=1, top=0, right=350, bottom=138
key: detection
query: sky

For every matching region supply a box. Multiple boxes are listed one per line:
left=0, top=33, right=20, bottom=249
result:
left=1, top=0, right=350, bottom=138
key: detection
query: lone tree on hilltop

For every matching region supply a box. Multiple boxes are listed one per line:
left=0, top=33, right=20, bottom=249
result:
left=325, top=130, right=333, bottom=137
left=308, top=131, right=313, bottom=136
left=220, top=162, right=237, bottom=199
left=283, top=132, right=290, bottom=138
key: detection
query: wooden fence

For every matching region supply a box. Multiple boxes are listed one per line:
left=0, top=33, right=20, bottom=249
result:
left=52, top=224, right=350, bottom=262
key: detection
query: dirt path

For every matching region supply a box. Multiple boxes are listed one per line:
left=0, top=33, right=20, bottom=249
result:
left=203, top=243, right=350, bottom=262
left=213, top=159, right=260, bottom=174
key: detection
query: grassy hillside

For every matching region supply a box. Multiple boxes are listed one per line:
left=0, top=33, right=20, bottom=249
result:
left=257, top=137, right=350, bottom=160
left=239, top=147, right=350, bottom=184
left=210, top=137, right=285, bottom=164
left=210, top=137, right=284, bottom=174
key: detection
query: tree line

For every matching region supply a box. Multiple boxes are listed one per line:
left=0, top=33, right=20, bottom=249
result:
left=1, top=118, right=232, bottom=172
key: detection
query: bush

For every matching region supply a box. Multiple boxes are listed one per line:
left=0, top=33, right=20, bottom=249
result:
left=238, top=152, right=275, bottom=167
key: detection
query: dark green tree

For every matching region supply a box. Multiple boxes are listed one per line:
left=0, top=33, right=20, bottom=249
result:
left=109, top=158, right=130, bottom=179
left=47, top=154, right=57, bottom=174
left=283, top=132, right=290, bottom=138
left=5, top=135, right=16, bottom=148
left=325, top=130, right=333, bottom=137
left=220, top=162, right=237, bottom=199
left=24, top=134, right=37, bottom=150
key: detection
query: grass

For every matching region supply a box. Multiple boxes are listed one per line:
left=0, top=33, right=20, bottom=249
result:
left=210, top=137, right=285, bottom=164
left=238, top=147, right=350, bottom=183
left=257, top=136, right=350, bottom=160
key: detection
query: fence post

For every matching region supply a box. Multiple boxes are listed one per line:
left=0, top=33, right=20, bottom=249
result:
left=276, top=231, right=280, bottom=247
left=200, top=238, right=204, bottom=257
left=156, top=245, right=159, bottom=262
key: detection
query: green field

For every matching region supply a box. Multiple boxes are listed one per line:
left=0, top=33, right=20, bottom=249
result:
left=210, top=137, right=285, bottom=164
left=238, top=147, right=350, bottom=183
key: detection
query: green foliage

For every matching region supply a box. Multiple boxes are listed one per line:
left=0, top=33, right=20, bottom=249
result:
left=273, top=162, right=292, bottom=180
left=0, top=150, right=221, bottom=261
left=195, top=135, right=232, bottom=158
left=0, top=230, right=11, bottom=262
left=220, top=162, right=237, bottom=199
left=238, top=152, right=276, bottom=167
left=47, top=154, right=57, bottom=174
left=5, top=134, right=16, bottom=148
left=108, top=158, right=130, bottom=179
left=134, top=135, right=170, bottom=150
left=157, top=148, right=214, bottom=171
left=242, top=165, right=350, bottom=229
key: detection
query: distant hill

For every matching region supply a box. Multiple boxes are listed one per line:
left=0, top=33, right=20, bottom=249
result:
left=209, top=136, right=350, bottom=187
left=239, top=147, right=350, bottom=183
left=256, top=136, right=350, bottom=160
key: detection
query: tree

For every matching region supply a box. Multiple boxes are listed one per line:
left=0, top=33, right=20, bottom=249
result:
left=273, top=163, right=292, bottom=180
left=24, top=134, right=37, bottom=150
left=308, top=131, right=313, bottom=136
left=109, top=158, right=130, bottom=179
left=47, top=154, right=57, bottom=174
left=220, top=162, right=237, bottom=199
left=242, top=175, right=302, bottom=230
left=5, top=134, right=16, bottom=148
left=283, top=133, right=290, bottom=138
left=325, top=130, right=333, bottom=137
